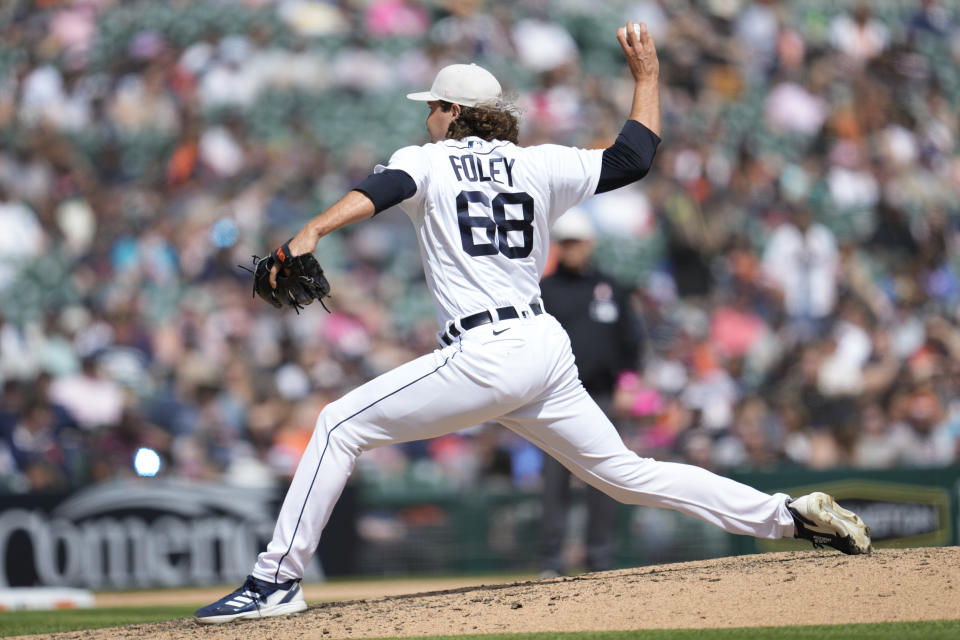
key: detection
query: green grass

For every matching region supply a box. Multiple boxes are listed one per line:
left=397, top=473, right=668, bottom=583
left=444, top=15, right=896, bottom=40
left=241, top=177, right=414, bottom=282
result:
left=0, top=612, right=955, bottom=639
left=0, top=605, right=194, bottom=637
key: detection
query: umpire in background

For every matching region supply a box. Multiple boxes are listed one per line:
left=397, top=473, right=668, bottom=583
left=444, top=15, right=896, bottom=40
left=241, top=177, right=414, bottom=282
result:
left=539, top=208, right=643, bottom=575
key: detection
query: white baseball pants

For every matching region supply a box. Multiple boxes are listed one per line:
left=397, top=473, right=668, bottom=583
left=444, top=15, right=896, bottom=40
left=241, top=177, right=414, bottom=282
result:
left=253, top=312, right=796, bottom=583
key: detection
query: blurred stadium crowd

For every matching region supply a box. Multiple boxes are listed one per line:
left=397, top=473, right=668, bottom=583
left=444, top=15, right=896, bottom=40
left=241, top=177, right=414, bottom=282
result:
left=1, top=0, right=959, bottom=495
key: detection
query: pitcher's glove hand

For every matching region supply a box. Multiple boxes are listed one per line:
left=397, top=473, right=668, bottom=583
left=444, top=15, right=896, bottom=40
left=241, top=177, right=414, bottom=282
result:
left=246, top=240, right=331, bottom=313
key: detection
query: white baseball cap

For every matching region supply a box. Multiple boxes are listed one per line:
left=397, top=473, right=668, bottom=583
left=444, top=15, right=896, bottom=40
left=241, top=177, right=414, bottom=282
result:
left=552, top=207, right=596, bottom=242
left=407, top=63, right=502, bottom=107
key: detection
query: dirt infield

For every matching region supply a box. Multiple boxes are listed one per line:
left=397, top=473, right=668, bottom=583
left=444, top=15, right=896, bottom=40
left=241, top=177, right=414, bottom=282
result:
left=92, top=576, right=536, bottom=609
left=18, top=547, right=960, bottom=639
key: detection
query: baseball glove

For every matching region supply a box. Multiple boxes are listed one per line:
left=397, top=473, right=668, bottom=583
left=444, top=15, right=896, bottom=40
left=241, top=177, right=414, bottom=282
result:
left=244, top=241, right=332, bottom=313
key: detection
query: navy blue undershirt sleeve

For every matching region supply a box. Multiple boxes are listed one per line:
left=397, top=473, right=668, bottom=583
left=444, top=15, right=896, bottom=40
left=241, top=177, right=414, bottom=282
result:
left=352, top=169, right=417, bottom=215
left=596, top=120, right=661, bottom=194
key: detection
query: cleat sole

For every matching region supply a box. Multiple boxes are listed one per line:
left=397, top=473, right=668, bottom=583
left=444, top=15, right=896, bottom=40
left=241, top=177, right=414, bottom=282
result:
left=811, top=492, right=873, bottom=555
left=195, top=600, right=307, bottom=625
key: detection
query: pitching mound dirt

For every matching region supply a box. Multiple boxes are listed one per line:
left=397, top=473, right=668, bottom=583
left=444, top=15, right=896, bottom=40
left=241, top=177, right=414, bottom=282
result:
left=20, top=547, right=960, bottom=639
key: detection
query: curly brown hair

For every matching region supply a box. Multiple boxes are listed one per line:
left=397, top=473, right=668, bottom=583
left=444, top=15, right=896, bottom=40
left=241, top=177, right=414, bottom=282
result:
left=442, top=101, right=520, bottom=144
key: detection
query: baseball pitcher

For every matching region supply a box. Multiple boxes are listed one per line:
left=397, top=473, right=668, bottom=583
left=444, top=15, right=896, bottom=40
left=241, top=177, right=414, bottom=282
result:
left=196, top=22, right=871, bottom=624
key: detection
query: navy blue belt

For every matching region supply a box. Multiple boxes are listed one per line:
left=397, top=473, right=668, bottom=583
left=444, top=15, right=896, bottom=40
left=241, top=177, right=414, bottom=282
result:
left=441, top=303, right=543, bottom=346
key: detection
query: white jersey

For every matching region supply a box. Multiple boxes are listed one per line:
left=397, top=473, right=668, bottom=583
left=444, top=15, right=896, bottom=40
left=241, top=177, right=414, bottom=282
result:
left=375, top=136, right=603, bottom=326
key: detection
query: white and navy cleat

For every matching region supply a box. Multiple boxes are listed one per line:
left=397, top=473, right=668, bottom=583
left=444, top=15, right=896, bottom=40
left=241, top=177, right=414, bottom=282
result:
left=788, top=492, right=873, bottom=555
left=194, top=575, right=307, bottom=624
